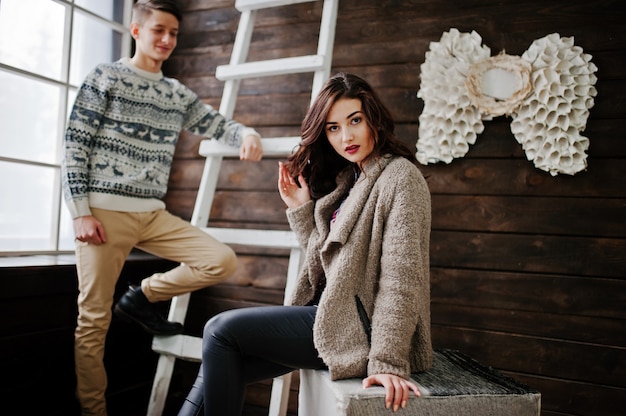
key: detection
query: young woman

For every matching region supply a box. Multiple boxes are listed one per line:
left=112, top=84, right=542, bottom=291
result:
left=178, top=73, right=432, bottom=415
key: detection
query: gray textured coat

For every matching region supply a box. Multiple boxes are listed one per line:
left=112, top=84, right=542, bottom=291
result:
left=286, top=155, right=432, bottom=380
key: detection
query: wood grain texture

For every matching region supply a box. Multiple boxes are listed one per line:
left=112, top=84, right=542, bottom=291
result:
left=159, top=1, right=626, bottom=414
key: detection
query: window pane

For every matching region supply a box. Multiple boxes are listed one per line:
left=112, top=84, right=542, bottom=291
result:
left=67, top=88, right=78, bottom=120
left=0, top=0, right=66, bottom=80
left=0, top=70, right=61, bottom=164
left=59, top=204, right=75, bottom=251
left=0, top=0, right=132, bottom=254
left=70, top=11, right=123, bottom=85
left=75, top=0, right=126, bottom=24
left=0, top=162, right=58, bottom=251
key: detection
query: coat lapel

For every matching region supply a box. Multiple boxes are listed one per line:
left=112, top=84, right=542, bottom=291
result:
left=322, top=157, right=392, bottom=249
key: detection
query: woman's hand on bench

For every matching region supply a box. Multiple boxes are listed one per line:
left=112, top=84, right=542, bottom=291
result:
left=362, top=373, right=420, bottom=412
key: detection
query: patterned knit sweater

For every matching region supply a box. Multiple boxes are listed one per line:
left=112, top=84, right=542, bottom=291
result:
left=62, top=58, right=257, bottom=218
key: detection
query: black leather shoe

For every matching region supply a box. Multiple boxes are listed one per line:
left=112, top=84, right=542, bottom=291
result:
left=114, top=286, right=183, bottom=335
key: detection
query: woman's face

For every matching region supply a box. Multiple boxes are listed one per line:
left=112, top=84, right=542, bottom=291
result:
left=325, top=98, right=375, bottom=168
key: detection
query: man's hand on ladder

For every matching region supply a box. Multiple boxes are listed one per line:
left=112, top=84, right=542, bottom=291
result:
left=240, top=134, right=264, bottom=161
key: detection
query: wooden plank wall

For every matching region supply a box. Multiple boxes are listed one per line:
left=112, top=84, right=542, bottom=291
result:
left=0, top=254, right=178, bottom=416
left=162, top=0, right=626, bottom=415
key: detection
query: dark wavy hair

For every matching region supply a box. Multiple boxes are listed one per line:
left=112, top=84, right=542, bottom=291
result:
left=285, top=72, right=417, bottom=199
left=133, top=0, right=182, bottom=23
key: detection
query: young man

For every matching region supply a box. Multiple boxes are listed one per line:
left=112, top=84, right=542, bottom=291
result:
left=61, top=1, right=263, bottom=415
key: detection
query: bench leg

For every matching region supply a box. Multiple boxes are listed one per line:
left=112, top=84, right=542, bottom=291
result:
left=268, top=372, right=292, bottom=416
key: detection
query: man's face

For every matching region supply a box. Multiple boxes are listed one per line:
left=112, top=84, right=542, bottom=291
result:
left=131, top=10, right=179, bottom=64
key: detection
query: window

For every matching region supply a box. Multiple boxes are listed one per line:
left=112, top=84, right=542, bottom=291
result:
left=0, top=0, right=133, bottom=254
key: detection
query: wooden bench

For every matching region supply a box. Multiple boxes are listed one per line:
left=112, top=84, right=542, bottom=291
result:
left=299, top=349, right=541, bottom=416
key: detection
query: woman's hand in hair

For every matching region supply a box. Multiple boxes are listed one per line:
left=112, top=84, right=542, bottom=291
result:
left=278, top=161, right=310, bottom=209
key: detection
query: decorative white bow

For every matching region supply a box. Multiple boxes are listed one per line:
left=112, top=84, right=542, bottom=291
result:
left=416, top=29, right=598, bottom=176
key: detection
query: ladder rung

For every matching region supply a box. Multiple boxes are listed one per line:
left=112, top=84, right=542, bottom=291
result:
left=199, top=136, right=300, bottom=157
left=216, top=55, right=325, bottom=80
left=152, top=334, right=202, bottom=361
left=236, top=0, right=316, bottom=12
left=203, top=227, right=300, bottom=249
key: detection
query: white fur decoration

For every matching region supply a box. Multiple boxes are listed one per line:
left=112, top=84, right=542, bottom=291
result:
left=416, top=29, right=598, bottom=176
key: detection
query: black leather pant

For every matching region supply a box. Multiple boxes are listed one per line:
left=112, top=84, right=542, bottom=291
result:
left=178, top=305, right=325, bottom=416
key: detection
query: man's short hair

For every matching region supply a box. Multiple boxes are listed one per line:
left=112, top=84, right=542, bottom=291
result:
left=132, top=0, right=182, bottom=24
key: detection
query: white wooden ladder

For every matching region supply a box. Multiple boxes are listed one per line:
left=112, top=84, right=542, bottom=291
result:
left=146, top=1, right=338, bottom=415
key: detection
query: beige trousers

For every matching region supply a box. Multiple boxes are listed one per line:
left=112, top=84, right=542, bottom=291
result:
left=74, top=208, right=237, bottom=416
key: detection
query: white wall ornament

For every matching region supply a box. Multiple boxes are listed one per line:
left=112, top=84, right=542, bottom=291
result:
left=416, top=28, right=598, bottom=176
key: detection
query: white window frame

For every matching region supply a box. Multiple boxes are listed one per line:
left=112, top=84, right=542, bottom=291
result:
left=0, top=0, right=134, bottom=256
